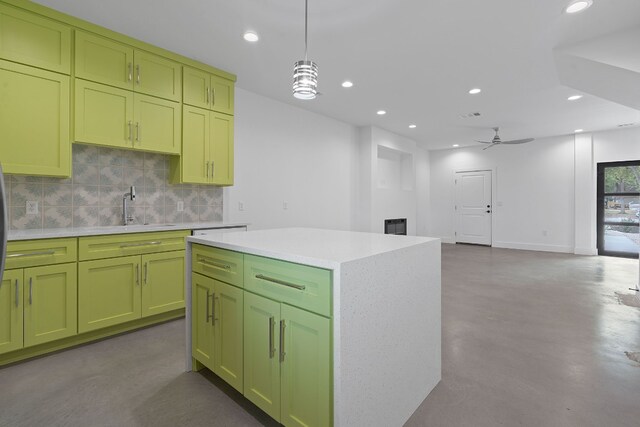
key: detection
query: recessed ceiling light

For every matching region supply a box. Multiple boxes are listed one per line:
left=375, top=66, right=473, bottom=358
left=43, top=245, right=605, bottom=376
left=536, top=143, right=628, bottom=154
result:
left=409, top=124, right=417, bottom=129
left=565, top=0, right=593, bottom=14
left=341, top=81, right=353, bottom=88
left=453, top=144, right=460, bottom=147
left=574, top=129, right=584, bottom=133
left=377, top=110, right=386, bottom=115
left=468, top=88, right=482, bottom=95
left=243, top=31, right=259, bottom=42
left=568, top=95, right=583, bottom=101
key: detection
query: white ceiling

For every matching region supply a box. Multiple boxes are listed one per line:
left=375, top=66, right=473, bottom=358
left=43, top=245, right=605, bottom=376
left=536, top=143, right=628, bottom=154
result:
left=34, top=0, right=640, bottom=150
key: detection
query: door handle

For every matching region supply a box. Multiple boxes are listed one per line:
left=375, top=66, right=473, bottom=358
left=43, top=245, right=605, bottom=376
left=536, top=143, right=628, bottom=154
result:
left=144, top=262, right=148, bottom=284
left=136, top=64, right=140, bottom=85
left=128, top=121, right=133, bottom=142
left=29, top=277, right=33, bottom=305
left=268, top=317, right=275, bottom=359
left=279, top=319, right=286, bottom=362
left=205, top=290, right=212, bottom=323
left=136, top=122, right=141, bottom=142
left=210, top=292, right=216, bottom=325
left=135, top=264, right=139, bottom=285
left=127, top=62, right=132, bottom=82
left=205, top=161, right=209, bottom=178
left=212, top=87, right=216, bottom=105
left=206, top=87, right=210, bottom=104
left=15, top=279, right=19, bottom=307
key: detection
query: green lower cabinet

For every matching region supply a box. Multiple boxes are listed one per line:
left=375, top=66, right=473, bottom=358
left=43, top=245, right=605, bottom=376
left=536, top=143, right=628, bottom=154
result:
left=141, top=251, right=185, bottom=317
left=192, top=273, right=244, bottom=392
left=0, top=270, right=23, bottom=354
left=23, top=263, right=77, bottom=347
left=78, top=255, right=141, bottom=333
left=280, top=304, right=331, bottom=427
left=243, top=292, right=282, bottom=421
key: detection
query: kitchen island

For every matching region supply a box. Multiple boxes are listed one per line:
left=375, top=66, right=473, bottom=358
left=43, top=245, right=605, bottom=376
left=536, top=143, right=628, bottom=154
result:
left=185, top=228, right=441, bottom=427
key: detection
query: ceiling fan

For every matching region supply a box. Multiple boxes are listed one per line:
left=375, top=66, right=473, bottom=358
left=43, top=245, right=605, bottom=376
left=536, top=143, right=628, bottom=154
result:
left=476, top=127, right=534, bottom=150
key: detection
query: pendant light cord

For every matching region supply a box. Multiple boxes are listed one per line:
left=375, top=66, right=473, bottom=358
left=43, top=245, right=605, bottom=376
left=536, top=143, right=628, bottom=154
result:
left=304, top=0, right=308, bottom=60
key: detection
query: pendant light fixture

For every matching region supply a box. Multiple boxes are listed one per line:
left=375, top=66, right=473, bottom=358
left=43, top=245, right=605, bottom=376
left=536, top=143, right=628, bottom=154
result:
left=292, top=0, right=318, bottom=100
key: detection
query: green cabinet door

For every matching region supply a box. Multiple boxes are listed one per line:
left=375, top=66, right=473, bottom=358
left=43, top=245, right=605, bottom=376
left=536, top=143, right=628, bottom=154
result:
left=78, top=256, right=141, bottom=333
left=211, top=113, right=234, bottom=186
left=210, top=74, right=234, bottom=115
left=75, top=79, right=134, bottom=149
left=280, top=304, right=331, bottom=427
left=192, top=272, right=215, bottom=371
left=75, top=31, right=134, bottom=90
left=23, top=263, right=77, bottom=347
left=183, top=66, right=210, bottom=110
left=0, top=60, right=70, bottom=177
left=213, top=280, right=244, bottom=393
left=244, top=292, right=281, bottom=422
left=134, top=50, right=181, bottom=102
left=0, top=3, right=71, bottom=74
left=0, top=270, right=23, bottom=355
left=133, top=93, right=181, bottom=154
left=141, top=251, right=185, bottom=317
left=175, top=105, right=209, bottom=184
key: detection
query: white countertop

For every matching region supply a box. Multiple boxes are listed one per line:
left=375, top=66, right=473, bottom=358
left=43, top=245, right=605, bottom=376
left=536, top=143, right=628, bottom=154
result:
left=8, top=222, right=249, bottom=241
left=187, top=227, right=439, bottom=269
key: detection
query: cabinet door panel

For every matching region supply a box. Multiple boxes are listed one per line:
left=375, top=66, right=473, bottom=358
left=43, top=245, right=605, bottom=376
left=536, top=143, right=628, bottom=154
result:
left=23, top=263, right=77, bottom=347
left=192, top=273, right=215, bottom=371
left=281, top=304, right=331, bottom=427
left=0, top=60, right=70, bottom=176
left=75, top=79, right=133, bottom=149
left=182, top=66, right=209, bottom=109
left=133, top=93, right=181, bottom=154
left=135, top=50, right=181, bottom=101
left=75, top=31, right=133, bottom=90
left=0, top=270, right=23, bottom=355
left=211, top=113, right=234, bottom=186
left=141, top=251, right=184, bottom=317
left=244, top=292, right=281, bottom=422
left=180, top=105, right=209, bottom=184
left=0, top=4, right=71, bottom=74
left=210, top=74, right=234, bottom=115
left=213, top=280, right=243, bottom=393
left=78, top=256, right=141, bottom=333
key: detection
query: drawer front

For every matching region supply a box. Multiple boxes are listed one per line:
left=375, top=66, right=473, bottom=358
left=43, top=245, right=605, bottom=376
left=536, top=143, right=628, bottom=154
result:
left=192, top=244, right=243, bottom=287
left=6, top=238, right=77, bottom=269
left=79, top=231, right=188, bottom=261
left=244, top=255, right=331, bottom=317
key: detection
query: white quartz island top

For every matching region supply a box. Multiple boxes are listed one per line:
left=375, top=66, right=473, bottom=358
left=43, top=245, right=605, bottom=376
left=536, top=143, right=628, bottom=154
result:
left=187, top=227, right=439, bottom=269
left=8, top=221, right=248, bottom=241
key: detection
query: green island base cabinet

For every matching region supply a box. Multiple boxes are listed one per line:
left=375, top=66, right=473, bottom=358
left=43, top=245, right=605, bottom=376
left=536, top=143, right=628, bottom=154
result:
left=185, top=228, right=442, bottom=427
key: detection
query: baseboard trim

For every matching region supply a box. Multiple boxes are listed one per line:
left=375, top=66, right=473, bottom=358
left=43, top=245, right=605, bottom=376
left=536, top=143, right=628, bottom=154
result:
left=574, top=247, right=598, bottom=256
left=492, top=241, right=573, bottom=254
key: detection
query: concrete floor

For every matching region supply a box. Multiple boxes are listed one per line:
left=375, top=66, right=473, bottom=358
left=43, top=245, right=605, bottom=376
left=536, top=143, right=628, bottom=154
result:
left=1, top=244, right=639, bottom=427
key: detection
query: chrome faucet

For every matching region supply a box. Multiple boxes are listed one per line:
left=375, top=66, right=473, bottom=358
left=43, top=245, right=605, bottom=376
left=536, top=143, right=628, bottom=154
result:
left=122, top=186, right=136, bottom=225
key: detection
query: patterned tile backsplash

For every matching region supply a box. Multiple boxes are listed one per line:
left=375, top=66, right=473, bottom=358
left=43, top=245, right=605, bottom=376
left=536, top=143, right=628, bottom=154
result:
left=6, top=144, right=223, bottom=230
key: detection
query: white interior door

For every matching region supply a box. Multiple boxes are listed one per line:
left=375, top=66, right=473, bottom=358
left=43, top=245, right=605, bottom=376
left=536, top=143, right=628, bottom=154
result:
left=455, top=170, right=492, bottom=245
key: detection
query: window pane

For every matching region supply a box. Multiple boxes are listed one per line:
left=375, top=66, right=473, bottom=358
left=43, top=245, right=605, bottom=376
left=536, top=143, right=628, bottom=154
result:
left=604, top=225, right=639, bottom=254
left=604, top=166, right=640, bottom=193
left=603, top=195, right=640, bottom=224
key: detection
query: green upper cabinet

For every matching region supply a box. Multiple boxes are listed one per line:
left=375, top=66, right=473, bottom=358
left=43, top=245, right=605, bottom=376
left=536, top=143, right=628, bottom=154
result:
left=169, top=106, right=233, bottom=185
left=183, top=66, right=234, bottom=115
left=0, top=3, right=71, bottom=74
left=0, top=59, right=70, bottom=176
left=0, top=269, right=23, bottom=355
left=23, top=263, right=77, bottom=347
left=134, top=50, right=181, bottom=102
left=75, top=79, right=180, bottom=154
left=75, top=31, right=133, bottom=90
left=141, top=251, right=185, bottom=317
left=75, top=31, right=181, bottom=102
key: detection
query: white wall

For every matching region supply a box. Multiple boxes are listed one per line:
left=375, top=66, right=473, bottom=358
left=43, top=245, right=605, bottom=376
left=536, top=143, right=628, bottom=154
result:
left=430, top=126, right=640, bottom=254
left=224, top=88, right=360, bottom=231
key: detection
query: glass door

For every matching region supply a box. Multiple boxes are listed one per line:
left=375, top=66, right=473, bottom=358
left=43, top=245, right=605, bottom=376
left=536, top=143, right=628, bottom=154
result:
left=597, top=161, right=640, bottom=258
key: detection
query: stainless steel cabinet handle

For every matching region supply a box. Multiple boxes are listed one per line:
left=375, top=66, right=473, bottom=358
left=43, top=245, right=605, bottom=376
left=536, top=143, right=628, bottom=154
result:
left=127, top=62, right=132, bottom=82
left=206, top=290, right=212, bottom=323
left=128, top=121, right=133, bottom=142
left=212, top=87, right=216, bottom=105
left=210, top=292, right=216, bottom=325
left=206, top=87, right=210, bottom=104
left=279, top=320, right=286, bottom=362
left=29, top=277, right=32, bottom=305
left=269, top=316, right=275, bottom=359
left=144, top=262, right=148, bottom=284
left=255, top=274, right=306, bottom=291
left=7, top=250, right=55, bottom=258
left=205, top=161, right=209, bottom=178
left=198, top=258, right=231, bottom=270
left=120, top=241, right=162, bottom=248
left=210, top=160, right=214, bottom=178
left=136, top=64, right=140, bottom=85
left=15, top=279, right=19, bottom=307
left=135, top=264, right=139, bottom=285
left=136, top=122, right=140, bottom=142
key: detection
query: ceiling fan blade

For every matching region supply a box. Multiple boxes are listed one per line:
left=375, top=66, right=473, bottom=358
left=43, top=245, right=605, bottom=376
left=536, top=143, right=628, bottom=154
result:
left=482, top=143, right=498, bottom=150
left=475, top=140, right=492, bottom=144
left=501, top=138, right=534, bottom=145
